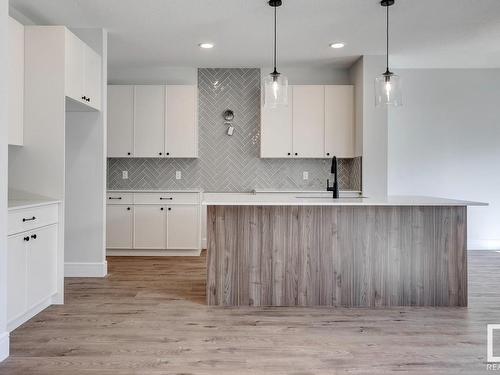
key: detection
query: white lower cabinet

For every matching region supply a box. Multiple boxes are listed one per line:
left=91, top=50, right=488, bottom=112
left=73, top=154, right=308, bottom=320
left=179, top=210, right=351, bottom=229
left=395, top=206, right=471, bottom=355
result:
left=106, top=205, right=133, bottom=249
left=166, top=205, right=199, bottom=249
left=7, top=233, right=28, bottom=322
left=7, top=223, right=58, bottom=327
left=133, top=205, right=167, bottom=249
left=106, top=192, right=201, bottom=253
left=27, top=225, right=58, bottom=308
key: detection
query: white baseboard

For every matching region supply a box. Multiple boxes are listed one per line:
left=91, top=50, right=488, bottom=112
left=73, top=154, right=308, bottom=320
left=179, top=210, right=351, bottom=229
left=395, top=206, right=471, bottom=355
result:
left=65, top=261, right=108, bottom=277
left=107, top=249, right=201, bottom=257
left=468, top=239, right=500, bottom=251
left=7, top=295, right=53, bottom=332
left=0, top=332, right=9, bottom=362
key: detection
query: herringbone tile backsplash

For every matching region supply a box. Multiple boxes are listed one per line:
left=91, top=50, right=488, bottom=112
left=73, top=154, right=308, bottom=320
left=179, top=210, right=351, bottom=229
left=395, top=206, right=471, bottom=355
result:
left=108, top=68, right=361, bottom=192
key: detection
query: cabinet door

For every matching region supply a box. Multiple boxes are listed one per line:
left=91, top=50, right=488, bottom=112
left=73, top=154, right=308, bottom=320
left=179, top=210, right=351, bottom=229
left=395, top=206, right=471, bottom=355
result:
left=27, top=225, right=57, bottom=308
left=108, top=85, right=134, bottom=157
left=165, top=85, right=198, bottom=158
left=133, top=205, right=166, bottom=249
left=7, top=234, right=27, bottom=322
left=84, top=46, right=102, bottom=110
left=292, top=86, right=325, bottom=158
left=166, top=205, right=199, bottom=250
left=325, top=86, right=354, bottom=158
left=106, top=205, right=133, bottom=249
left=65, top=30, right=85, bottom=104
left=8, top=17, right=24, bottom=146
left=260, top=86, right=293, bottom=158
left=134, top=85, right=165, bottom=157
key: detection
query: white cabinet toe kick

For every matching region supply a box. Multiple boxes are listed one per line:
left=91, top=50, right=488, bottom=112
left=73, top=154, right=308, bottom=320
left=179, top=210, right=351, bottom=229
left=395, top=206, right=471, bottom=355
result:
left=106, top=191, right=202, bottom=256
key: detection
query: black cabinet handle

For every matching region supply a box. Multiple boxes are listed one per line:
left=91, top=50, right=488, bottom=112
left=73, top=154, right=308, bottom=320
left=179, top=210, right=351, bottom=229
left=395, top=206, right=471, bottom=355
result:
left=127, top=207, right=131, bottom=211
left=326, top=153, right=330, bottom=156
left=160, top=207, right=164, bottom=211
left=87, top=97, right=91, bottom=102
left=295, top=153, right=298, bottom=156
left=287, top=152, right=291, bottom=156
left=108, top=197, right=122, bottom=200
left=168, top=207, right=171, bottom=211
left=23, top=236, right=30, bottom=242
left=31, top=234, right=37, bottom=240
left=159, top=152, right=162, bottom=156
left=166, top=152, right=170, bottom=156
left=22, top=216, right=36, bottom=222
left=160, top=197, right=173, bottom=200
left=127, top=152, right=131, bottom=156
left=82, top=96, right=87, bottom=100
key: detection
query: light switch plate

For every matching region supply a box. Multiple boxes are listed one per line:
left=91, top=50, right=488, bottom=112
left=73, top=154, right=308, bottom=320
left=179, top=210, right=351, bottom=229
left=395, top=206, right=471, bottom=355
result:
left=122, top=171, right=128, bottom=180
left=176, top=171, right=182, bottom=180
left=303, top=171, right=309, bottom=180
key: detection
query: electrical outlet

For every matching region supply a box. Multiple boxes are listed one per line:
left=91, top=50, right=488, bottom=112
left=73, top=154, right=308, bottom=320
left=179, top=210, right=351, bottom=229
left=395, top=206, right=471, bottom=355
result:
left=122, top=171, right=128, bottom=180
left=303, top=171, right=309, bottom=180
left=176, top=171, right=182, bottom=180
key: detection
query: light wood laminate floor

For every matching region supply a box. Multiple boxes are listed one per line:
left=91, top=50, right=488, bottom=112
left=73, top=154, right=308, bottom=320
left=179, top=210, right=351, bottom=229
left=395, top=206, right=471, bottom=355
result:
left=0, top=251, right=499, bottom=374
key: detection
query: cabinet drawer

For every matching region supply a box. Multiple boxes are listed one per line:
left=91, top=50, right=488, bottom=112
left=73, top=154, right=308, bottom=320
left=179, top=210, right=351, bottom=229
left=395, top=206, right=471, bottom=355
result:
left=107, top=192, right=133, bottom=204
left=134, top=193, right=199, bottom=205
left=8, top=204, right=58, bottom=236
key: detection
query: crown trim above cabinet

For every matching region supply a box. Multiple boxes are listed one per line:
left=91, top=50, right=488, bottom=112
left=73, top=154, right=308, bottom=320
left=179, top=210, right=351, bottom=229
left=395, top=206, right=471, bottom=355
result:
left=107, top=85, right=199, bottom=159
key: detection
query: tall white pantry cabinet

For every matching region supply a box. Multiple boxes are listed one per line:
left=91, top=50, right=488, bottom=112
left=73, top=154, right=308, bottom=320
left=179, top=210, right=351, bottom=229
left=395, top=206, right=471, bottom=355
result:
left=107, top=85, right=198, bottom=158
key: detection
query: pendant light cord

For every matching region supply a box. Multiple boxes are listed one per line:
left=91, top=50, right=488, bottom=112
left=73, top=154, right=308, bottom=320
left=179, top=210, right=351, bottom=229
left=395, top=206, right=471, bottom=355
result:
left=386, top=3, right=389, bottom=72
left=274, top=5, right=277, bottom=72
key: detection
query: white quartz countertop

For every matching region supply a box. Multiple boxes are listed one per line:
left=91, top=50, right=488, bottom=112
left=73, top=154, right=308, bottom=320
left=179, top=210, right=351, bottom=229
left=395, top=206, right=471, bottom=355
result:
left=8, top=198, right=61, bottom=211
left=108, top=189, right=203, bottom=193
left=202, top=193, right=487, bottom=207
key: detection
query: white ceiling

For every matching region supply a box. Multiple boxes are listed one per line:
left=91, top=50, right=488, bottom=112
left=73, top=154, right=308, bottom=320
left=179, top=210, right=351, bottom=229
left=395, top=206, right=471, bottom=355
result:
left=10, top=0, right=500, bottom=69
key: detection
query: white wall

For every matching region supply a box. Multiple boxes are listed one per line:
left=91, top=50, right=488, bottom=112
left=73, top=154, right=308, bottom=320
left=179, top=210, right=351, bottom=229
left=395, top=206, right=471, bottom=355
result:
left=350, top=56, right=389, bottom=198
left=0, top=0, right=10, bottom=361
left=109, top=66, right=197, bottom=85
left=388, top=69, right=500, bottom=250
left=261, top=65, right=351, bottom=85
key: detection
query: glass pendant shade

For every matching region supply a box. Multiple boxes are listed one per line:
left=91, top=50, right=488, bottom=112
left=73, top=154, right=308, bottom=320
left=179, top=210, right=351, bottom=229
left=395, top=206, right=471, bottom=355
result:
left=263, top=72, right=288, bottom=108
left=375, top=71, right=402, bottom=107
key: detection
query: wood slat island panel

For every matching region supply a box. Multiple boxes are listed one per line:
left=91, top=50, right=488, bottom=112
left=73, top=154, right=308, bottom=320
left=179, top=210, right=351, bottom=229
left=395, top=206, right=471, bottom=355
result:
left=206, top=205, right=467, bottom=307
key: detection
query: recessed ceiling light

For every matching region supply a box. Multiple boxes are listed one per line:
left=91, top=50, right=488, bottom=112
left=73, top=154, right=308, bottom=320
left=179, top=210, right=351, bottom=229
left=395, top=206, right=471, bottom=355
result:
left=199, top=43, right=214, bottom=49
left=330, top=42, right=345, bottom=49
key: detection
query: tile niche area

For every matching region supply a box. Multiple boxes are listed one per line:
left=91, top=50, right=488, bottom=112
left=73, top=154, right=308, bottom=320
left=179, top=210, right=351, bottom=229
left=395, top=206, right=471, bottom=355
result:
left=107, top=68, right=361, bottom=192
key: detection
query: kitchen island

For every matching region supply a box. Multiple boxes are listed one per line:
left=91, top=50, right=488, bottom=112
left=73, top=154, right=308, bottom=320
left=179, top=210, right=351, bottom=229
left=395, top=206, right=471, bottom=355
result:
left=202, top=193, right=486, bottom=308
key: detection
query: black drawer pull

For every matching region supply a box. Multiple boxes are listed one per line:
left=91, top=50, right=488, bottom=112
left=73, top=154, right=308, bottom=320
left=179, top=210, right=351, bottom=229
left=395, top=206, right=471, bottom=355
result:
left=168, top=207, right=171, bottom=211
left=22, top=216, right=36, bottom=222
left=127, top=207, right=131, bottom=211
left=108, top=197, right=122, bottom=200
left=31, top=234, right=37, bottom=240
left=23, top=236, right=30, bottom=242
left=159, top=197, right=173, bottom=200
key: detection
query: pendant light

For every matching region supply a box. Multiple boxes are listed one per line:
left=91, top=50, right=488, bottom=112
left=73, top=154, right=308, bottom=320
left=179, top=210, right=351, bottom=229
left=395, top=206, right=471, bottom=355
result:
left=263, top=0, right=288, bottom=108
left=375, top=0, right=402, bottom=107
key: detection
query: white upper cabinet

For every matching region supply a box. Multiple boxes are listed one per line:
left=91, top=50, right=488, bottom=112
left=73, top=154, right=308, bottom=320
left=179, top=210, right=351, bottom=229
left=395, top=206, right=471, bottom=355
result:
left=325, top=85, right=355, bottom=158
left=260, top=86, right=293, bottom=158
left=65, top=29, right=101, bottom=110
left=165, top=85, right=198, bottom=158
left=134, top=85, right=166, bottom=157
left=8, top=17, right=24, bottom=146
left=108, top=85, right=134, bottom=157
left=84, top=47, right=102, bottom=111
left=260, top=85, right=355, bottom=159
left=292, top=85, right=325, bottom=158
left=107, top=84, right=198, bottom=158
